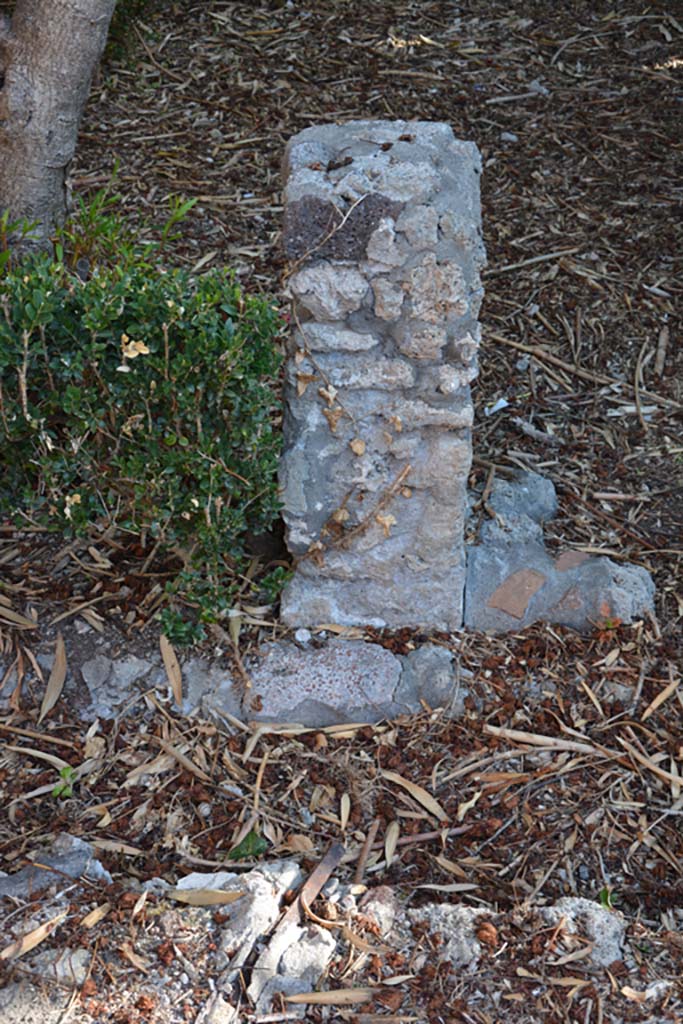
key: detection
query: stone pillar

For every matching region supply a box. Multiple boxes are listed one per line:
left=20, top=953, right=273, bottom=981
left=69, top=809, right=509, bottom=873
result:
left=279, top=120, right=485, bottom=629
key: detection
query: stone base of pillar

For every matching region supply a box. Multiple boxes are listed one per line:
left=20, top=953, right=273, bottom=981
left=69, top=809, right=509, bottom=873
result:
left=279, top=120, right=486, bottom=630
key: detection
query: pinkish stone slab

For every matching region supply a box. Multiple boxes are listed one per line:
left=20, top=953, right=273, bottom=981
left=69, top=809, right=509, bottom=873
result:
left=555, top=550, right=591, bottom=572
left=486, top=568, right=547, bottom=619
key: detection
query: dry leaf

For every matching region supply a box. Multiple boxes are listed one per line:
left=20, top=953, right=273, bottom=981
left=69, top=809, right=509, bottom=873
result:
left=167, top=888, right=244, bottom=906
left=131, top=891, right=149, bottom=920
left=153, top=737, right=211, bottom=781
left=81, top=607, right=105, bottom=632
left=621, top=986, right=647, bottom=1003
left=375, top=512, right=397, bottom=538
left=382, top=770, right=448, bottom=822
left=318, top=384, right=338, bottom=406
left=124, top=753, right=176, bottom=786
left=340, top=793, right=351, bottom=830
left=340, top=924, right=389, bottom=954
left=296, top=372, right=317, bottom=396
left=641, top=669, right=680, bottom=722
left=87, top=545, right=112, bottom=567
left=416, top=882, right=478, bottom=893
left=0, top=606, right=38, bottom=629
left=384, top=819, right=400, bottom=866
left=598, top=646, right=621, bottom=668
left=38, top=633, right=67, bottom=723
left=670, top=758, right=681, bottom=801
left=84, top=735, right=106, bottom=759
left=350, top=437, right=366, bottom=455
left=229, top=611, right=242, bottom=646
left=285, top=833, right=315, bottom=853
left=119, top=941, right=149, bottom=973
left=314, top=624, right=366, bottom=638
left=23, top=646, right=44, bottom=684
left=434, top=854, right=468, bottom=879
left=5, top=745, right=69, bottom=771
left=549, top=945, right=594, bottom=966
left=160, top=634, right=182, bottom=705
left=0, top=911, right=68, bottom=960
left=322, top=406, right=344, bottom=432
left=456, top=790, right=482, bottom=822
left=285, top=988, right=380, bottom=1006
left=90, top=839, right=143, bottom=856
left=80, top=903, right=111, bottom=928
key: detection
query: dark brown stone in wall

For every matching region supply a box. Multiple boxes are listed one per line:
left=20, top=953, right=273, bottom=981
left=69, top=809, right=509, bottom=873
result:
left=283, top=193, right=404, bottom=261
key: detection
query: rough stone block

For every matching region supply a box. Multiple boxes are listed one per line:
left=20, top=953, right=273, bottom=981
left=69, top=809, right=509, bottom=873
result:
left=280, top=120, right=485, bottom=630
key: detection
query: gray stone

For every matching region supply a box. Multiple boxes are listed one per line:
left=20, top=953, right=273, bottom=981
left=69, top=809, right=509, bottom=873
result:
left=241, top=638, right=470, bottom=726
left=407, top=904, right=489, bottom=969
left=31, top=947, right=90, bottom=987
left=488, top=470, right=558, bottom=524
left=371, top=276, right=405, bottom=320
left=396, top=644, right=467, bottom=715
left=80, top=653, right=113, bottom=691
left=289, top=262, right=369, bottom=320
left=366, top=217, right=407, bottom=266
left=298, top=322, right=380, bottom=353
left=0, top=834, right=112, bottom=899
left=396, top=204, right=439, bottom=249
left=81, top=653, right=156, bottom=718
left=291, top=352, right=415, bottom=391
left=282, top=559, right=466, bottom=633
left=465, top=470, right=655, bottom=633
left=182, top=657, right=241, bottom=720
left=538, top=897, right=625, bottom=967
left=246, top=640, right=402, bottom=726
left=280, top=120, right=485, bottom=631
left=111, top=654, right=154, bottom=689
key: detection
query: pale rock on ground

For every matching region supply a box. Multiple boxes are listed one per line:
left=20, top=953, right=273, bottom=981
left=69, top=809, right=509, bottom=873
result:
left=537, top=896, right=626, bottom=967
left=0, top=833, right=112, bottom=900
left=407, top=903, right=491, bottom=969
left=0, top=836, right=680, bottom=1023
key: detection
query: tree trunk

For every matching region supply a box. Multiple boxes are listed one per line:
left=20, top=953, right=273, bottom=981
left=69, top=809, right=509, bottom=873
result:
left=0, top=0, right=117, bottom=256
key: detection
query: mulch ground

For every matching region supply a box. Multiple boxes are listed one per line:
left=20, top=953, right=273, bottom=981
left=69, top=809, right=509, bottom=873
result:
left=1, top=1, right=682, bottom=1022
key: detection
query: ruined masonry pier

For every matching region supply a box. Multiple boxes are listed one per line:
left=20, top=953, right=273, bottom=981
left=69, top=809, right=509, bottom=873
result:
left=279, top=120, right=486, bottom=629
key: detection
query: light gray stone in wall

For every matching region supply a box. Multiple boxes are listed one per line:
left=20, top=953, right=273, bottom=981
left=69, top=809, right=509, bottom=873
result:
left=280, top=120, right=486, bottom=629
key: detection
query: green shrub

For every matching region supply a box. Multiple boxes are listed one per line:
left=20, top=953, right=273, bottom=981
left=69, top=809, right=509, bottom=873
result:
left=0, top=251, right=283, bottom=640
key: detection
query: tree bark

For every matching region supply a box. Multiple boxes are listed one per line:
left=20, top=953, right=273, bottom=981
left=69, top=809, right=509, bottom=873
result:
left=0, top=0, right=117, bottom=255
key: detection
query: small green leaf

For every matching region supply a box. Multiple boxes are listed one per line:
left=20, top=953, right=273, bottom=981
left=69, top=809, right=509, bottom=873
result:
left=599, top=886, right=614, bottom=909
left=226, top=830, right=268, bottom=861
